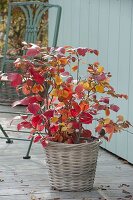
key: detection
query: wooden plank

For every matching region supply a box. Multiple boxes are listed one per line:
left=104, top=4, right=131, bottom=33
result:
left=79, top=0, right=89, bottom=47
left=127, top=0, right=133, bottom=164
left=0, top=111, right=133, bottom=200
left=48, top=0, right=57, bottom=46
left=115, top=0, right=132, bottom=160
left=88, top=0, right=100, bottom=50
left=96, top=0, right=110, bottom=149
left=70, top=0, right=81, bottom=47
left=104, top=0, right=121, bottom=154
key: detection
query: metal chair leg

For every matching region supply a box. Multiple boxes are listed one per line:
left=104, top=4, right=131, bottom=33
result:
left=23, top=136, right=34, bottom=159
left=0, top=124, right=13, bottom=143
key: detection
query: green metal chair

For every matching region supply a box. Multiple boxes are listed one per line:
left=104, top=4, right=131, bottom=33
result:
left=0, top=1, right=62, bottom=158
left=2, top=1, right=61, bottom=68
left=0, top=1, right=61, bottom=104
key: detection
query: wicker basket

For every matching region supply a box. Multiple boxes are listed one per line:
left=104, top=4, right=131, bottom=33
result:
left=45, top=139, right=100, bottom=191
left=0, top=60, right=24, bottom=105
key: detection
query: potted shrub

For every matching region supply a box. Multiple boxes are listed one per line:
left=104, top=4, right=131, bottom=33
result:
left=8, top=43, right=131, bottom=191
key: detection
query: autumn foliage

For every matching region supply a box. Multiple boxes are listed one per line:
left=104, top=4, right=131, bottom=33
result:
left=8, top=43, right=131, bottom=147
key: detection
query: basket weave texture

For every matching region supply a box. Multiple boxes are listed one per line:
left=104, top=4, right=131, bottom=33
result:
left=45, top=139, right=100, bottom=191
left=0, top=61, right=24, bottom=105
left=0, top=80, right=23, bottom=105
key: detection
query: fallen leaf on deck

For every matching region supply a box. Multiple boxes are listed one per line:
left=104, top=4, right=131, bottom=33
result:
left=122, top=189, right=130, bottom=194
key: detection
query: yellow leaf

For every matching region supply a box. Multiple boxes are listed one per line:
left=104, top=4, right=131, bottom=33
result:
left=95, top=85, right=104, bottom=93
left=55, top=75, right=63, bottom=86
left=61, top=126, right=68, bottom=132
left=51, top=117, right=58, bottom=123
left=104, top=118, right=111, bottom=125
left=60, top=122, right=65, bottom=126
left=83, top=82, right=91, bottom=90
left=50, top=89, right=58, bottom=96
left=97, top=66, right=104, bottom=73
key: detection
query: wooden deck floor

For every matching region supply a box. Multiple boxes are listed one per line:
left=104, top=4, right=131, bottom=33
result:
left=0, top=106, right=133, bottom=200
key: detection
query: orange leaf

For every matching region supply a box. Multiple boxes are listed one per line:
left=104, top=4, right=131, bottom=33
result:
left=62, top=89, right=69, bottom=98
left=55, top=75, right=63, bottom=86
left=37, top=84, right=44, bottom=92
left=22, top=84, right=31, bottom=95
left=105, top=108, right=110, bottom=116
left=95, top=85, right=104, bottom=93
left=117, top=115, right=124, bottom=122
left=72, top=65, right=78, bottom=71
left=32, top=84, right=43, bottom=94
left=59, top=57, right=68, bottom=65
left=79, top=101, right=89, bottom=111
left=95, top=123, right=103, bottom=133
left=105, top=124, right=114, bottom=134
left=108, top=132, right=113, bottom=141
left=51, top=117, right=58, bottom=123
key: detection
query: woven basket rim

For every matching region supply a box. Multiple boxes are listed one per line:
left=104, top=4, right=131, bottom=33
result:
left=47, top=138, right=101, bottom=148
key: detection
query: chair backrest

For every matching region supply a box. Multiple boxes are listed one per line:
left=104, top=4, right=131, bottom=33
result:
left=1, top=1, right=62, bottom=73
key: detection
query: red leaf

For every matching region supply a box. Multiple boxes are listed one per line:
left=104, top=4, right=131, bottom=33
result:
left=37, top=124, right=45, bottom=131
left=70, top=109, right=79, bottom=117
left=43, top=109, right=54, bottom=119
left=67, top=138, right=74, bottom=144
left=93, top=49, right=99, bottom=56
left=71, top=121, right=80, bottom=129
left=41, top=139, right=48, bottom=148
left=56, top=47, right=66, bottom=54
left=110, top=104, right=120, bottom=112
left=60, top=71, right=70, bottom=77
left=72, top=101, right=81, bottom=114
left=75, top=84, right=84, bottom=94
left=17, top=121, right=32, bottom=130
left=103, top=136, right=109, bottom=141
left=34, top=135, right=42, bottom=143
left=26, top=49, right=40, bottom=57
left=29, top=68, right=44, bottom=84
left=21, top=115, right=28, bottom=120
left=26, top=44, right=41, bottom=57
left=8, top=73, right=22, bottom=87
left=96, top=73, right=106, bottom=81
left=71, top=57, right=76, bottom=62
left=99, top=97, right=109, bottom=104
left=77, top=48, right=88, bottom=56
left=66, top=76, right=73, bottom=83
left=49, top=124, right=59, bottom=134
left=17, top=123, right=23, bottom=131
left=12, top=95, right=43, bottom=107
left=81, top=129, right=92, bottom=138
left=28, top=103, right=40, bottom=115
left=31, top=115, right=43, bottom=128
left=98, top=105, right=106, bottom=110
left=79, top=112, right=93, bottom=124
